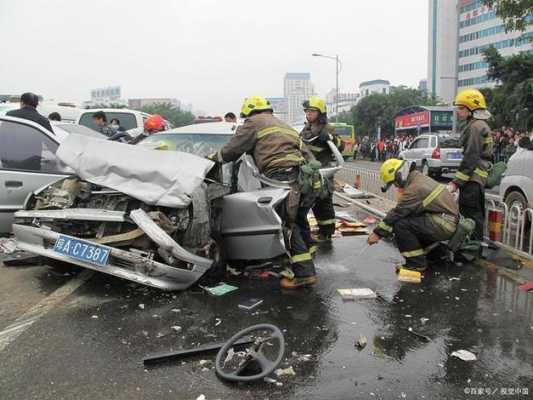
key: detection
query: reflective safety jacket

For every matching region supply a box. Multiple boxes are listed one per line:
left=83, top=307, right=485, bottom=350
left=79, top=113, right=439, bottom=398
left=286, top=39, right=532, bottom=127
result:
left=300, top=122, right=344, bottom=167
left=453, top=118, right=493, bottom=187
left=374, top=171, right=459, bottom=238
left=214, top=113, right=312, bottom=176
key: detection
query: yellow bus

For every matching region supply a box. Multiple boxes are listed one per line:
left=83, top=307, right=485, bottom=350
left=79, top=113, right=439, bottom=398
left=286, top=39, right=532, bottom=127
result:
left=330, top=123, right=356, bottom=159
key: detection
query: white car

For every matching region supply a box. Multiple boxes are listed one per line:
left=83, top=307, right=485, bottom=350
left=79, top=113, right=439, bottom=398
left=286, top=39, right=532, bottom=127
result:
left=499, top=146, right=533, bottom=210
left=77, top=108, right=174, bottom=138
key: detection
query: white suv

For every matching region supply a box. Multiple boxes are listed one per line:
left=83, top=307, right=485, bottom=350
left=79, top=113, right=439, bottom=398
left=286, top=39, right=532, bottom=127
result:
left=499, top=146, right=533, bottom=210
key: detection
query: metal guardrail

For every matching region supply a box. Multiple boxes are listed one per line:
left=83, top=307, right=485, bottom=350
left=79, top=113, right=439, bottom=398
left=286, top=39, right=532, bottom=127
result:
left=337, top=166, right=397, bottom=202
left=338, top=166, right=533, bottom=259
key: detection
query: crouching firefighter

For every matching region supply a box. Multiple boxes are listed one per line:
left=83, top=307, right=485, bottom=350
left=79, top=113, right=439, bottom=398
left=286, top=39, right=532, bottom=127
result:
left=208, top=96, right=319, bottom=289
left=367, top=159, right=460, bottom=277
left=300, top=96, right=344, bottom=244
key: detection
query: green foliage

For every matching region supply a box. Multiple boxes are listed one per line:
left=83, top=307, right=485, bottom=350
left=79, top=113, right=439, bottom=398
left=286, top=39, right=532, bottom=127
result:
left=482, top=46, right=533, bottom=130
left=137, top=102, right=195, bottom=128
left=338, top=87, right=441, bottom=137
left=481, top=0, right=533, bottom=32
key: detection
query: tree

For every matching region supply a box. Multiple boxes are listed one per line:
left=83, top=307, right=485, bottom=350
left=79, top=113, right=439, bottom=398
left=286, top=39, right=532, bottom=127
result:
left=482, top=46, right=533, bottom=130
left=481, top=0, right=533, bottom=32
left=338, top=87, right=441, bottom=137
left=137, top=102, right=195, bottom=128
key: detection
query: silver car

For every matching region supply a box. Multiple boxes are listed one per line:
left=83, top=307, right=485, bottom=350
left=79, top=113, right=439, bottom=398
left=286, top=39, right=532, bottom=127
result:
left=0, top=116, right=105, bottom=233
left=13, top=123, right=343, bottom=291
left=399, top=134, right=463, bottom=178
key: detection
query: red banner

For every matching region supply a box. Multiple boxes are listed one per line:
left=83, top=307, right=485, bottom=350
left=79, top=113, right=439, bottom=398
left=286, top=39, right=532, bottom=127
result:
left=395, top=111, right=430, bottom=130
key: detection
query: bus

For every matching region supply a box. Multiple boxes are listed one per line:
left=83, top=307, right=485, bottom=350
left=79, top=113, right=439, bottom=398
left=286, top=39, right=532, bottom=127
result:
left=330, top=123, right=356, bottom=159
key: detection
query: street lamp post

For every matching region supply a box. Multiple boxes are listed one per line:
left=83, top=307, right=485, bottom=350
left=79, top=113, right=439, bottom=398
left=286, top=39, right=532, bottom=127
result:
left=312, top=53, right=340, bottom=123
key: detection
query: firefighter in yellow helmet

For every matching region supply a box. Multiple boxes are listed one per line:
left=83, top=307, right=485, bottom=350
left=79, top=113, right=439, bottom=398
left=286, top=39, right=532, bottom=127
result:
left=300, top=96, right=344, bottom=245
left=208, top=96, right=319, bottom=289
left=447, top=89, right=493, bottom=254
left=367, top=159, right=459, bottom=277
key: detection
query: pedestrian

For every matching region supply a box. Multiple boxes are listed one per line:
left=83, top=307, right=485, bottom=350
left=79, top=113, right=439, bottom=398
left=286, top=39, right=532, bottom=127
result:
left=109, top=118, right=125, bottom=132
left=224, top=112, right=237, bottom=123
left=92, top=111, right=116, bottom=138
left=128, top=114, right=165, bottom=144
left=48, top=112, right=61, bottom=122
left=300, top=96, right=344, bottom=246
left=367, top=158, right=459, bottom=277
left=208, top=96, right=319, bottom=289
left=447, top=89, right=493, bottom=256
left=6, top=92, right=53, bottom=131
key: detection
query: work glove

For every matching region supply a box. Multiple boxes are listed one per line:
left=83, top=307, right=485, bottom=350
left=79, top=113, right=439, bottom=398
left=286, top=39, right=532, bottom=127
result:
left=207, top=152, right=219, bottom=162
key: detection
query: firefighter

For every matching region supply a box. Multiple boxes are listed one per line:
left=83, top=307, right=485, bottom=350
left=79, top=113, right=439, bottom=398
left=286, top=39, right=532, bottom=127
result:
left=367, top=158, right=460, bottom=275
left=129, top=114, right=166, bottom=144
left=300, top=96, right=344, bottom=245
left=447, top=89, right=493, bottom=254
left=208, top=96, right=318, bottom=289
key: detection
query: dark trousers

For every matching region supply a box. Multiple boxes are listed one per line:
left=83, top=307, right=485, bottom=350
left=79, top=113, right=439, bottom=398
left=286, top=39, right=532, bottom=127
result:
left=393, top=214, right=456, bottom=270
left=313, top=192, right=336, bottom=238
left=459, top=182, right=485, bottom=242
left=267, top=168, right=316, bottom=278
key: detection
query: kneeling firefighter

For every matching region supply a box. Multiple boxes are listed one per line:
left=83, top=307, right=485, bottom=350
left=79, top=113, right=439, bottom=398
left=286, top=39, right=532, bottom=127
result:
left=208, top=96, right=321, bottom=289
left=300, top=96, right=344, bottom=244
left=367, top=159, right=460, bottom=276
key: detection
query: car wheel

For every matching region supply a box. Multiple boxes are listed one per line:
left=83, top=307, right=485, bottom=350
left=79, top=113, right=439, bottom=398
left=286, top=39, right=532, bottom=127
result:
left=422, top=161, right=429, bottom=176
left=504, top=190, right=528, bottom=212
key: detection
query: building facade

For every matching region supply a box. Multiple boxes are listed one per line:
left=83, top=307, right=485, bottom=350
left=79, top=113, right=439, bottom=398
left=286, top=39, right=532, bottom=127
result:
left=266, top=97, right=289, bottom=123
left=358, top=80, right=391, bottom=98
left=427, top=0, right=459, bottom=104
left=88, top=86, right=126, bottom=107
left=428, top=0, right=532, bottom=101
left=457, top=0, right=533, bottom=89
left=325, top=89, right=359, bottom=115
left=128, top=98, right=181, bottom=110
left=283, top=73, right=313, bottom=124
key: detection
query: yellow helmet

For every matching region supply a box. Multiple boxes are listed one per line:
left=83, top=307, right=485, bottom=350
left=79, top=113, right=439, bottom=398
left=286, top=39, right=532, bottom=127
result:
left=380, top=158, right=405, bottom=192
left=454, top=89, right=487, bottom=111
left=240, top=96, right=273, bottom=118
left=302, top=96, right=327, bottom=114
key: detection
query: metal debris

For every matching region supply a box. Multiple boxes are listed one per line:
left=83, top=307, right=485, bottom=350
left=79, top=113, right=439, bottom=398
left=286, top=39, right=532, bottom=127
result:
left=275, top=366, right=296, bottom=377
left=451, top=349, right=477, bottom=361
left=355, top=335, right=368, bottom=350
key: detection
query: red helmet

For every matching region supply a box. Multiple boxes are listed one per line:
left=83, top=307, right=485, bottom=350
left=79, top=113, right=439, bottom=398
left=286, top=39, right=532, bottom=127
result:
left=144, top=114, right=165, bottom=133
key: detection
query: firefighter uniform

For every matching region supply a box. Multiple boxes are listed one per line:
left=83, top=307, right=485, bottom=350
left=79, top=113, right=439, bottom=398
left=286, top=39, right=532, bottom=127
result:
left=373, top=162, right=459, bottom=271
left=211, top=96, right=317, bottom=286
left=301, top=97, right=344, bottom=241
left=452, top=89, right=494, bottom=245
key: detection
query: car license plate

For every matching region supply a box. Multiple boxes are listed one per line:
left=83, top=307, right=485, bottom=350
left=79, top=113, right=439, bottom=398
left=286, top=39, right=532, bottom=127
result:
left=53, top=235, right=110, bottom=267
left=449, top=152, right=462, bottom=160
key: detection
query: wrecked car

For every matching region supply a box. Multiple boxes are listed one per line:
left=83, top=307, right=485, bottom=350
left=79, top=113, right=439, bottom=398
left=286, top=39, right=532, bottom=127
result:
left=12, top=128, right=343, bottom=291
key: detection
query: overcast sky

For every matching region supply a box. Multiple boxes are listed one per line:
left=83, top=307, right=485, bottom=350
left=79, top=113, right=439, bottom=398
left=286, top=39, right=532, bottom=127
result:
left=0, top=0, right=428, bottom=115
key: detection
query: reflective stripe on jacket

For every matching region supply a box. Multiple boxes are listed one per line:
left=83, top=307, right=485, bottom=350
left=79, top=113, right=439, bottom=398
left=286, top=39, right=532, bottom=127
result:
left=374, top=171, right=460, bottom=237
left=218, top=113, right=313, bottom=175
left=300, top=122, right=344, bottom=167
left=453, top=118, right=493, bottom=187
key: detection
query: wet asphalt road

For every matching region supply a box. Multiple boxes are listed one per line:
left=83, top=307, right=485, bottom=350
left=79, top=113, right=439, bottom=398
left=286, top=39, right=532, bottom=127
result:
left=1, top=234, right=533, bottom=400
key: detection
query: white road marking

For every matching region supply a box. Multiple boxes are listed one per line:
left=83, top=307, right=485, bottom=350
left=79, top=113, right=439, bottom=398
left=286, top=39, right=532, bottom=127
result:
left=0, top=270, right=93, bottom=352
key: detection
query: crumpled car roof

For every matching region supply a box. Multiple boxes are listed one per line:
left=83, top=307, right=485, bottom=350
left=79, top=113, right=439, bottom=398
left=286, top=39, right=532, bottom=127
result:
left=56, top=134, right=214, bottom=208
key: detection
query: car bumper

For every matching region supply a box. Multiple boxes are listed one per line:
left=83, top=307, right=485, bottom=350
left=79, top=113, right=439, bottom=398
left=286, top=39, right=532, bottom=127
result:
left=13, top=223, right=210, bottom=291
left=427, top=159, right=461, bottom=171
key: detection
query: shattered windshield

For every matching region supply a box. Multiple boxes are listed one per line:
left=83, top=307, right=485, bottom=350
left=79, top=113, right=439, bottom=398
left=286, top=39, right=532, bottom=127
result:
left=141, top=133, right=233, bottom=157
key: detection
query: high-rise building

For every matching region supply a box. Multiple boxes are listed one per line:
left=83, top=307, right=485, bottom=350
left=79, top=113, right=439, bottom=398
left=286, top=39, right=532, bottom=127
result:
left=284, top=73, right=313, bottom=124
left=266, top=97, right=289, bottom=123
left=128, top=98, right=181, bottom=109
left=457, top=0, right=532, bottom=90
left=427, top=0, right=458, bottom=104
left=428, top=0, right=533, bottom=103
left=325, top=89, right=359, bottom=114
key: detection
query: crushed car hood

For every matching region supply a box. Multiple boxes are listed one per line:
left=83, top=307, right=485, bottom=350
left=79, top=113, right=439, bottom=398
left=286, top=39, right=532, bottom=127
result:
left=56, top=134, right=214, bottom=208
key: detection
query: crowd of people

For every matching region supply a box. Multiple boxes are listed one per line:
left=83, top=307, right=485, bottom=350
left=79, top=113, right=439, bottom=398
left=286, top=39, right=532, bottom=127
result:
left=354, top=135, right=417, bottom=161
left=353, top=127, right=532, bottom=163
